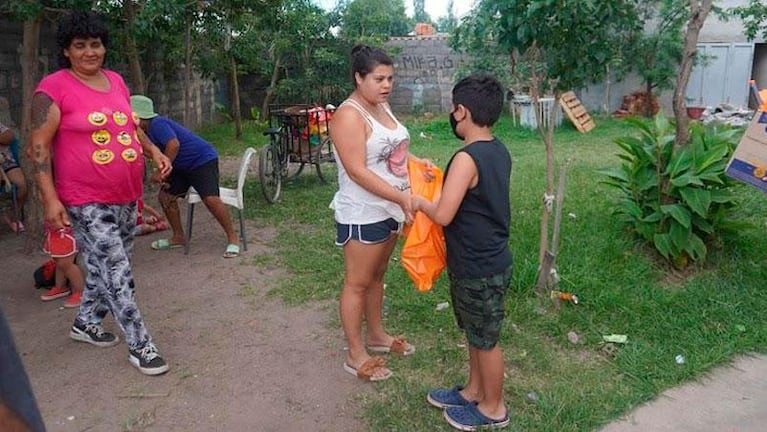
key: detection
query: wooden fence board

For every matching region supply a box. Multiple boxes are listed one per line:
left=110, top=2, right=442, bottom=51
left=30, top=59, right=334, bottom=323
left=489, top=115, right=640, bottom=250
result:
left=559, top=91, right=595, bottom=133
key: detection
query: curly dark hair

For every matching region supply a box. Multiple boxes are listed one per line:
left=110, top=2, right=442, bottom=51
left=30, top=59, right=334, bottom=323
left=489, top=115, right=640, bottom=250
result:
left=56, top=11, right=110, bottom=69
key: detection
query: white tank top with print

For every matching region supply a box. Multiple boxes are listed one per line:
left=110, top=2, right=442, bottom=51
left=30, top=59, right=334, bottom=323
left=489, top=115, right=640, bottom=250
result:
left=330, top=99, right=411, bottom=224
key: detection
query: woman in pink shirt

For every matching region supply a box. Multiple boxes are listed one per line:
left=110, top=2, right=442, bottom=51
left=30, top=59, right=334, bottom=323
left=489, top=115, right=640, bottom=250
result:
left=27, top=11, right=172, bottom=376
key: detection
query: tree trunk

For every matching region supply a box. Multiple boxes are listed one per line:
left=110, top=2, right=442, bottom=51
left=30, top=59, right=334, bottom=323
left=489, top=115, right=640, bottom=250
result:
left=260, top=55, right=282, bottom=122
left=124, top=1, right=145, bottom=94
left=604, top=64, right=611, bottom=115
left=184, top=14, right=196, bottom=125
left=673, top=0, right=713, bottom=148
left=20, top=18, right=41, bottom=242
left=184, top=13, right=193, bottom=126
left=230, top=56, right=242, bottom=139
left=536, top=91, right=557, bottom=300
left=646, top=80, right=654, bottom=118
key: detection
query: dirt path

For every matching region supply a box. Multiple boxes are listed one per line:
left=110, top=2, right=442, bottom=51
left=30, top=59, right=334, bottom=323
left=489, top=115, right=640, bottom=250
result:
left=1, top=157, right=370, bottom=432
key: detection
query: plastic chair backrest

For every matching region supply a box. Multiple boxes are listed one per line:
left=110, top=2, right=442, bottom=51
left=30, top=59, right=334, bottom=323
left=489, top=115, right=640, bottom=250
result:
left=235, top=147, right=257, bottom=206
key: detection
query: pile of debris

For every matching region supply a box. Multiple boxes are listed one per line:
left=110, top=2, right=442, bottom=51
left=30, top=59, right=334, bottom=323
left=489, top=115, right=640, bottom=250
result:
left=613, top=90, right=660, bottom=117
left=699, top=103, right=754, bottom=127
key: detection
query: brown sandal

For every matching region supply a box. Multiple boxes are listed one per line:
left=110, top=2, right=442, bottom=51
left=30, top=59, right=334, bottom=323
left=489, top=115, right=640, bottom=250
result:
left=368, top=336, right=416, bottom=356
left=343, top=356, right=392, bottom=381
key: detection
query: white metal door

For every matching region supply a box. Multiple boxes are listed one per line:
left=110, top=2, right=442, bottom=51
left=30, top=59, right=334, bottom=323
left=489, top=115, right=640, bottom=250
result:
left=686, top=43, right=754, bottom=108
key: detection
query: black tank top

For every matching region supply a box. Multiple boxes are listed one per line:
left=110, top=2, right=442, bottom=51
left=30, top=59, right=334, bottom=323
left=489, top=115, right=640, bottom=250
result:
left=444, top=138, right=512, bottom=279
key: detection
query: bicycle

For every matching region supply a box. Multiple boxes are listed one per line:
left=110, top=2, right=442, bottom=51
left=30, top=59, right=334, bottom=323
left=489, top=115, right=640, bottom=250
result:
left=258, top=105, right=336, bottom=203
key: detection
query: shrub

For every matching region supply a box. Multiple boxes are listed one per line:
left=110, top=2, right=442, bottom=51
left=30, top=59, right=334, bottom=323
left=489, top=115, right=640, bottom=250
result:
left=600, top=114, right=740, bottom=267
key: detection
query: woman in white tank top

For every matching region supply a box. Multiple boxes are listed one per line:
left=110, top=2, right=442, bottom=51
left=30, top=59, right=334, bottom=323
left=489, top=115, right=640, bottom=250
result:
left=329, top=45, right=433, bottom=382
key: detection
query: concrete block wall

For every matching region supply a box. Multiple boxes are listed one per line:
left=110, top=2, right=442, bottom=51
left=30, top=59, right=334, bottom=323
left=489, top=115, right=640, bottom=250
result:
left=387, top=35, right=467, bottom=114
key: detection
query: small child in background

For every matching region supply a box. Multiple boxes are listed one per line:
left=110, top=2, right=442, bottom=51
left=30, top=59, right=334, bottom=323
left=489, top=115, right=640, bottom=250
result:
left=135, top=198, right=168, bottom=236
left=40, top=226, right=83, bottom=309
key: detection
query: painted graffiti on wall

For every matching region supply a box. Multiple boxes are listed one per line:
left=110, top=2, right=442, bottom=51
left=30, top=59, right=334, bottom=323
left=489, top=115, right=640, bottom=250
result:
left=400, top=55, right=455, bottom=71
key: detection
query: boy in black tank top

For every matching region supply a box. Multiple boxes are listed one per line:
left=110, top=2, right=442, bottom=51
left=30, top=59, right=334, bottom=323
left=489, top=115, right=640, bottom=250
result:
left=412, top=73, right=512, bottom=430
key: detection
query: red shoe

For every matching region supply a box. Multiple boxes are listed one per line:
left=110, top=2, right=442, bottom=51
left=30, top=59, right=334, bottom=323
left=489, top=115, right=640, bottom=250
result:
left=63, top=291, right=82, bottom=308
left=41, top=286, right=71, bottom=301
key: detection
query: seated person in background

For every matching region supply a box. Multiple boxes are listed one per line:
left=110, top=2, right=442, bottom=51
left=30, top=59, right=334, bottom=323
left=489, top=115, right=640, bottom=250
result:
left=130, top=95, right=240, bottom=258
left=0, top=121, right=27, bottom=233
left=135, top=198, right=168, bottom=236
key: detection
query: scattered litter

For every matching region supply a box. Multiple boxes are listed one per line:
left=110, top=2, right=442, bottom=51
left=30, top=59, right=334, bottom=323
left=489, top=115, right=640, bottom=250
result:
left=736, top=324, right=746, bottom=333
left=526, top=392, right=539, bottom=403
left=435, top=301, right=450, bottom=311
left=457, top=343, right=466, bottom=348
left=551, top=290, right=578, bottom=304
left=548, top=268, right=561, bottom=284
left=66, top=416, right=75, bottom=421
left=568, top=213, right=577, bottom=219
left=419, top=132, right=433, bottom=140
left=567, top=331, right=580, bottom=344
left=511, top=323, right=521, bottom=333
left=675, top=354, right=685, bottom=365
left=602, top=334, right=628, bottom=344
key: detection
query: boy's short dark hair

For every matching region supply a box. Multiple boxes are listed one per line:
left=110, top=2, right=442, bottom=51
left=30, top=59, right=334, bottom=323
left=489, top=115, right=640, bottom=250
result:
left=452, top=74, right=504, bottom=127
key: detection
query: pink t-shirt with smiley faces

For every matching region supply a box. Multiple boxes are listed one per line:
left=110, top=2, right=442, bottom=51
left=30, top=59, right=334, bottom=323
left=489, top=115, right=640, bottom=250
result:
left=35, top=69, right=144, bottom=206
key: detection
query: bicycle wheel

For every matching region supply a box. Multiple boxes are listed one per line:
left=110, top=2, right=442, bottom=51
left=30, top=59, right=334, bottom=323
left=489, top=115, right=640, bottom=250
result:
left=259, top=143, right=281, bottom=203
left=314, top=137, right=336, bottom=184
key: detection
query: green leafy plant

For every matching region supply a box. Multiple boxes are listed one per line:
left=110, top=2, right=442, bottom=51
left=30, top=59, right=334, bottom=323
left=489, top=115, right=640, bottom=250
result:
left=214, top=102, right=232, bottom=122
left=248, top=107, right=269, bottom=130
left=600, top=114, right=740, bottom=267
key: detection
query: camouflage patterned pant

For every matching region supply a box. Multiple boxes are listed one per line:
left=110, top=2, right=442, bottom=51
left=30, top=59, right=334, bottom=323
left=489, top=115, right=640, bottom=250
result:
left=68, top=202, right=152, bottom=349
left=449, top=265, right=513, bottom=350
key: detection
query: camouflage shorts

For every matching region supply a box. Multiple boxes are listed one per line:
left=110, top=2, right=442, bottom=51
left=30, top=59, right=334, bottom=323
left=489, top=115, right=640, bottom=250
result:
left=449, top=265, right=513, bottom=350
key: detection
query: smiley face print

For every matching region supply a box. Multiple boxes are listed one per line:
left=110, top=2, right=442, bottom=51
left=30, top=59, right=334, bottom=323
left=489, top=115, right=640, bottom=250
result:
left=113, top=111, right=129, bottom=126
left=91, top=130, right=111, bottom=146
left=117, top=131, right=133, bottom=146
left=92, top=149, right=114, bottom=165
left=121, top=148, right=138, bottom=162
left=88, top=112, right=108, bottom=126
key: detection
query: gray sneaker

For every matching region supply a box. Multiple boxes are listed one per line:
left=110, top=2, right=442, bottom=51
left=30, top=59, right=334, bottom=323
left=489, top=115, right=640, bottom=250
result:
left=69, top=321, right=120, bottom=347
left=129, top=343, right=169, bottom=376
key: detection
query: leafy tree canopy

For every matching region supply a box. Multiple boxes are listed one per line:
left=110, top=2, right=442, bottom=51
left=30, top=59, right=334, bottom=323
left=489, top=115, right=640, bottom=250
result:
left=454, top=0, right=643, bottom=93
left=730, top=0, right=767, bottom=41
left=341, top=0, right=411, bottom=39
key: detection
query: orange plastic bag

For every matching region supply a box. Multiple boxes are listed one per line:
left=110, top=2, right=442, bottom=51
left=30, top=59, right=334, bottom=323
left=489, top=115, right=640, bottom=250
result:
left=401, top=158, right=445, bottom=292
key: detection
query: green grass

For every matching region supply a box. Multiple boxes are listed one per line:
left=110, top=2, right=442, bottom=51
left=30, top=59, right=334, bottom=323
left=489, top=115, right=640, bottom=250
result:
left=200, top=115, right=767, bottom=431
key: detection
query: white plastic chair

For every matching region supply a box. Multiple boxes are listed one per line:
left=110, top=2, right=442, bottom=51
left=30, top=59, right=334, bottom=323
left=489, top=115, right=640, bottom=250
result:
left=184, top=147, right=257, bottom=255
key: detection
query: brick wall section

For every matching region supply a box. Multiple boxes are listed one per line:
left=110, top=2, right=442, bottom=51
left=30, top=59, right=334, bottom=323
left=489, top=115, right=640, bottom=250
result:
left=386, top=35, right=467, bottom=114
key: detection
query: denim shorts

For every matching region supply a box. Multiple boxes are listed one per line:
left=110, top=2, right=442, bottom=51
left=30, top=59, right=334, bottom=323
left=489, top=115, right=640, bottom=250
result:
left=335, top=218, right=403, bottom=246
left=449, top=265, right=513, bottom=350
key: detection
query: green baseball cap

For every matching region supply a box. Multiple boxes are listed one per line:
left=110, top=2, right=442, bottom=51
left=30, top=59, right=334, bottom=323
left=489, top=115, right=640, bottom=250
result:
left=130, top=95, right=158, bottom=119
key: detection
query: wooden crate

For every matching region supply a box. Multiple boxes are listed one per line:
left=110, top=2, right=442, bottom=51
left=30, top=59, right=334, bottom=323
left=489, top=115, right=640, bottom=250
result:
left=559, top=91, right=595, bottom=133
